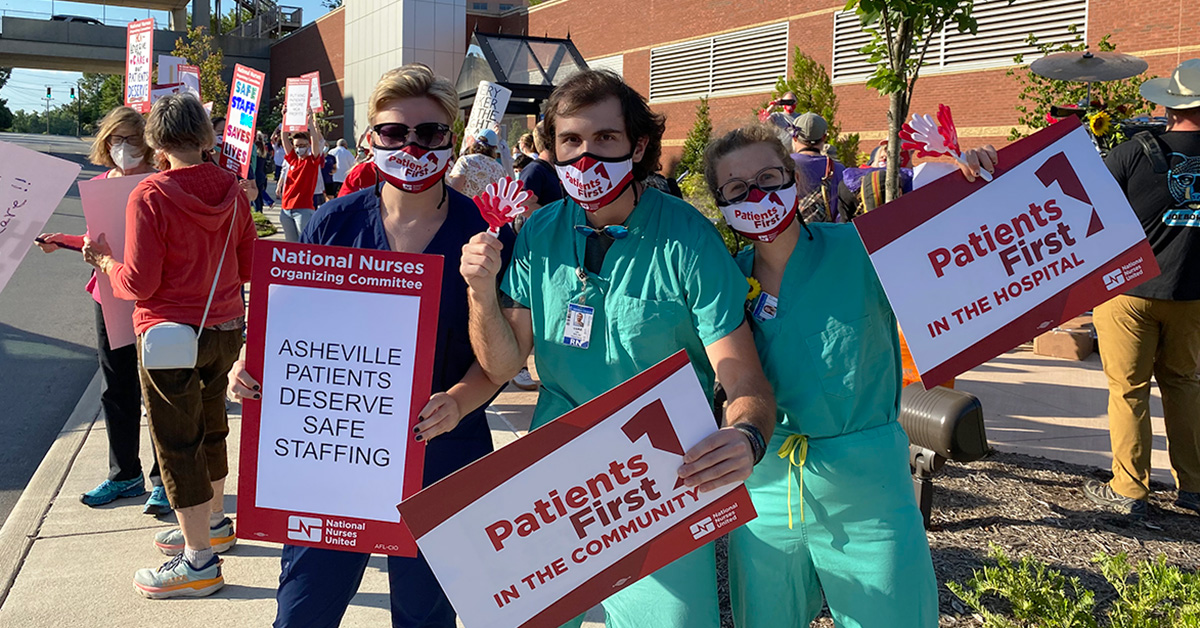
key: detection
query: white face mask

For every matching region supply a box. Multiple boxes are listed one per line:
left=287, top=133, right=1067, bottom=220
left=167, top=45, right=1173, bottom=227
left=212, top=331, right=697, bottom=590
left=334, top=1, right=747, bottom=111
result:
left=373, top=144, right=454, bottom=193
left=554, top=152, right=635, bottom=212
left=719, top=183, right=798, bottom=243
left=296, top=147, right=310, bottom=157
left=110, top=144, right=144, bottom=172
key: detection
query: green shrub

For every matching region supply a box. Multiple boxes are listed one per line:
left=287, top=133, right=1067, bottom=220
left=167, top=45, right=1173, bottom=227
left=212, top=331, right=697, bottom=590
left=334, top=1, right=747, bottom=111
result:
left=950, top=546, right=1200, bottom=628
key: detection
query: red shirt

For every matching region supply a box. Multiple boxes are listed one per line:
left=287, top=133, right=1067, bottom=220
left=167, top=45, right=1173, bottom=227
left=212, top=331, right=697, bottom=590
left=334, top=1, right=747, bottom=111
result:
left=108, top=164, right=257, bottom=335
left=282, top=151, right=323, bottom=210
left=338, top=161, right=379, bottom=197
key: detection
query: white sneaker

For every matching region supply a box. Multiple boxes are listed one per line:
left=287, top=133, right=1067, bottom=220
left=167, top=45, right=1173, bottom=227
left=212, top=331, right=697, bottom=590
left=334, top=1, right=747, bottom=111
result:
left=511, top=367, right=538, bottom=391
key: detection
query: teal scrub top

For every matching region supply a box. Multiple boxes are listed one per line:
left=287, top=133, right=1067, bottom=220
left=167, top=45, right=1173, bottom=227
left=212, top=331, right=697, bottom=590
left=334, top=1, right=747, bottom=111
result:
left=502, top=187, right=748, bottom=428
left=736, top=223, right=901, bottom=439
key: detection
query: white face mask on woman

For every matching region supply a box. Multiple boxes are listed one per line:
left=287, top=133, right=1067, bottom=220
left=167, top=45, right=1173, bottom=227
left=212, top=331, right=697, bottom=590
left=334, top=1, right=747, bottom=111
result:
left=110, top=143, right=144, bottom=172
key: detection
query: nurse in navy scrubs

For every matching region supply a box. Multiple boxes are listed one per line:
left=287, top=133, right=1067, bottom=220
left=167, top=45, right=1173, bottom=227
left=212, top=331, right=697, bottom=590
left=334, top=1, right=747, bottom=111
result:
left=228, top=63, right=515, bottom=628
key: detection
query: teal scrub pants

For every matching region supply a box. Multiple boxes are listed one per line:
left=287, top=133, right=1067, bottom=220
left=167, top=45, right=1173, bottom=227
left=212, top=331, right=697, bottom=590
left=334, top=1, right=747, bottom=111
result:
left=559, top=544, right=720, bottom=628
left=729, top=421, right=938, bottom=628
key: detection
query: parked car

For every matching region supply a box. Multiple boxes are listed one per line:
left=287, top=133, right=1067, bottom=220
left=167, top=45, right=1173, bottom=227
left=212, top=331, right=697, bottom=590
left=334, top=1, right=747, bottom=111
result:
left=50, top=15, right=103, bottom=25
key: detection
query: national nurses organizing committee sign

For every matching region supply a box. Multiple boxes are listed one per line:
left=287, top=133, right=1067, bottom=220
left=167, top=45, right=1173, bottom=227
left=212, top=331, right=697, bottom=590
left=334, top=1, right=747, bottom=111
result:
left=124, top=19, right=154, bottom=113
left=236, top=241, right=443, bottom=557
left=855, top=118, right=1158, bottom=387
left=218, top=64, right=266, bottom=179
left=399, top=351, right=757, bottom=628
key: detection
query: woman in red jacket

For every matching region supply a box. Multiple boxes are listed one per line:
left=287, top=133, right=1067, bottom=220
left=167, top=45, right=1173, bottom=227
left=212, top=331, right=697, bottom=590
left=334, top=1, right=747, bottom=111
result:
left=36, top=106, right=173, bottom=515
left=83, top=94, right=257, bottom=599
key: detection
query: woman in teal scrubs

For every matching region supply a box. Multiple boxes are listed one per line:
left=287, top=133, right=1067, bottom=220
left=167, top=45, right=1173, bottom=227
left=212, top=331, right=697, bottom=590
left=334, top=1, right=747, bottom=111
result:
left=703, top=124, right=995, bottom=628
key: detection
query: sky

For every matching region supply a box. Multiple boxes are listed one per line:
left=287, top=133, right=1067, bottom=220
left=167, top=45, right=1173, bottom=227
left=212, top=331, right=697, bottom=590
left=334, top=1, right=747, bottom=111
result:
left=1, top=0, right=331, bottom=113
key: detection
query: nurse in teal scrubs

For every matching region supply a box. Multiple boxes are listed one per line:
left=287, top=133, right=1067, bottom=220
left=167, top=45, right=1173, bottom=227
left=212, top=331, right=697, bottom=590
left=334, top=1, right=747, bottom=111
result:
left=703, top=124, right=996, bottom=628
left=460, top=71, right=778, bottom=628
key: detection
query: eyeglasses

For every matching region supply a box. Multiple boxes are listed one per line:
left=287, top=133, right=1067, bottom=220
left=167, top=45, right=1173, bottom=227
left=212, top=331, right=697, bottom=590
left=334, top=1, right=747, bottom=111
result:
left=575, top=224, right=629, bottom=239
left=717, top=166, right=789, bottom=205
left=371, top=123, right=451, bottom=149
left=107, top=134, right=144, bottom=147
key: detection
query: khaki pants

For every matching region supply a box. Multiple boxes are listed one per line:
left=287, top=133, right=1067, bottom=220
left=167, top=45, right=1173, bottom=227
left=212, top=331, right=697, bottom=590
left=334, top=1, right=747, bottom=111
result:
left=138, top=328, right=244, bottom=509
left=1094, top=294, right=1200, bottom=500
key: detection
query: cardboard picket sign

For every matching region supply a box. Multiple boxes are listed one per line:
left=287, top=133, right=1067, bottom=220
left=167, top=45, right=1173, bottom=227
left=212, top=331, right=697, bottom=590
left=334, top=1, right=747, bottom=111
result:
left=282, top=77, right=311, bottom=133
left=236, top=240, right=443, bottom=557
left=157, top=54, right=186, bottom=84
left=464, top=80, right=511, bottom=141
left=399, top=350, right=757, bottom=628
left=218, top=64, right=266, bottom=179
left=0, top=141, right=82, bottom=297
left=854, top=117, right=1159, bottom=388
left=124, top=19, right=154, bottom=113
left=301, top=71, right=323, bottom=113
left=79, top=174, right=151, bottom=349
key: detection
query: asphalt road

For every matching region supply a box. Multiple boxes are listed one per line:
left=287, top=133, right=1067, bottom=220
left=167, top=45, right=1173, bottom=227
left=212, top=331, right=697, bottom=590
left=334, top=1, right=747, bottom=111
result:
left=0, top=132, right=108, bottom=526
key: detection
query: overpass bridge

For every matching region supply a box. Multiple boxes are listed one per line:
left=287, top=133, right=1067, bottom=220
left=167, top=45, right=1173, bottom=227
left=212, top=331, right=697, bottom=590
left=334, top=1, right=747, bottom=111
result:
left=0, top=17, right=270, bottom=81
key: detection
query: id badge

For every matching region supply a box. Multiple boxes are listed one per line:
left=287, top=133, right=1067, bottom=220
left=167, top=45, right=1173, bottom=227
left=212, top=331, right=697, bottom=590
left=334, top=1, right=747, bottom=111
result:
left=562, top=303, right=595, bottom=349
left=750, top=292, right=779, bottom=322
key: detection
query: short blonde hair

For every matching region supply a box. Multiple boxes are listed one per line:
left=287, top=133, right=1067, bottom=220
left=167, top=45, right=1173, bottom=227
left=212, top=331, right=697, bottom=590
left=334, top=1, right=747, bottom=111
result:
left=145, top=95, right=215, bottom=153
left=703, top=124, right=796, bottom=200
left=368, top=64, right=459, bottom=126
left=90, top=107, right=146, bottom=168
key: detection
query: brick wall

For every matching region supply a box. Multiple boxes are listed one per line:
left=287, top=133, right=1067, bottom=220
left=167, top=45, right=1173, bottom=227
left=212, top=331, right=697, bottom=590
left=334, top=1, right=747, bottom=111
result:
left=270, top=7, right=347, bottom=140
left=505, top=0, right=1199, bottom=172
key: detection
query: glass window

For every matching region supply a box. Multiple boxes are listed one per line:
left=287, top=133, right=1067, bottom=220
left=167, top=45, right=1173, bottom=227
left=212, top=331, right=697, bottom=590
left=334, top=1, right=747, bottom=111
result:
left=499, top=3, right=514, bottom=9
left=472, top=2, right=488, bottom=10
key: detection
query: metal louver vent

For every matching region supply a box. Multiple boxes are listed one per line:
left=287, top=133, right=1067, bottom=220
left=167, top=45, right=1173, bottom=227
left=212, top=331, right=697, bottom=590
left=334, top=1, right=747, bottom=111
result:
left=833, top=0, right=1088, bottom=84
left=650, top=22, right=789, bottom=102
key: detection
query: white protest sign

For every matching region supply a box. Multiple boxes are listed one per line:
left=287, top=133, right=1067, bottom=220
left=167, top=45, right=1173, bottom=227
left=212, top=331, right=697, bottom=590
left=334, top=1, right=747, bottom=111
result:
left=178, top=65, right=201, bottom=100
left=124, top=19, right=154, bottom=113
left=0, top=141, right=82, bottom=297
left=79, top=174, right=149, bottom=349
left=301, top=71, right=323, bottom=113
left=282, top=77, right=311, bottom=133
left=399, top=351, right=757, bottom=628
left=157, top=54, right=185, bottom=83
left=855, top=119, right=1158, bottom=386
left=219, top=64, right=266, bottom=179
left=464, top=80, right=511, bottom=140
left=237, top=241, right=442, bottom=557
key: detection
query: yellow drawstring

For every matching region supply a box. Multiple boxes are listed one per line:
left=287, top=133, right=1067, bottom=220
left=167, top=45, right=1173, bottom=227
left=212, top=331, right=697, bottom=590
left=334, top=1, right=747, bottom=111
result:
left=778, top=434, right=808, bottom=529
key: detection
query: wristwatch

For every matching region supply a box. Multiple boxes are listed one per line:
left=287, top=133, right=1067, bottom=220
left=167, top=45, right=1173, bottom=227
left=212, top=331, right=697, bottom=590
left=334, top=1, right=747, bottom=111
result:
left=733, top=423, right=767, bottom=466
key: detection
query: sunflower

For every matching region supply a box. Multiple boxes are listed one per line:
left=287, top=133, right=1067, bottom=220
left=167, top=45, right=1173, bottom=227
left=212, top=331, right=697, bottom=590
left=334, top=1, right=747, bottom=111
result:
left=746, top=277, right=762, bottom=302
left=1088, top=111, right=1113, bottom=137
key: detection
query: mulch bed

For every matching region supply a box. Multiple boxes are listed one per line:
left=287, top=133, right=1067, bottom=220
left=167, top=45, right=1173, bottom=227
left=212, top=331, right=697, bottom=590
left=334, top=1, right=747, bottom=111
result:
left=713, top=450, right=1199, bottom=627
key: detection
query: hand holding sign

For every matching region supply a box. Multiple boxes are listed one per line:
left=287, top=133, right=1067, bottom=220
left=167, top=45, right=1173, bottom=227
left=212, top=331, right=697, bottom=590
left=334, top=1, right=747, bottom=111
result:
left=475, top=176, right=530, bottom=236
left=901, top=105, right=993, bottom=182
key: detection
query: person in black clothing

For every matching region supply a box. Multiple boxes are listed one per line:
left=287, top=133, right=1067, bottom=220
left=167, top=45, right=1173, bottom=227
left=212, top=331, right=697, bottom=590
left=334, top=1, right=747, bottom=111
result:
left=1083, top=58, right=1200, bottom=520
left=516, top=120, right=563, bottom=213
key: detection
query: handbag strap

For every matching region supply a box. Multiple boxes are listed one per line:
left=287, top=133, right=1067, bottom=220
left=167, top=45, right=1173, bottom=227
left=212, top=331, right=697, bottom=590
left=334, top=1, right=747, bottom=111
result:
left=198, top=197, right=241, bottom=334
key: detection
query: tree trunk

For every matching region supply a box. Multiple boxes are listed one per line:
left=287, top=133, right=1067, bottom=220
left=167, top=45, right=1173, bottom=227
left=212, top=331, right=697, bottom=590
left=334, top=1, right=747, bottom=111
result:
left=885, top=85, right=909, bottom=203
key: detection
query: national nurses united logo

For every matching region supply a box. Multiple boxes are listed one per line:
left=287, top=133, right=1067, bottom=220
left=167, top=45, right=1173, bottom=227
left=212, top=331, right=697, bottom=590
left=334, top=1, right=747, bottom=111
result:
left=1165, top=152, right=1200, bottom=227
left=287, top=515, right=322, bottom=542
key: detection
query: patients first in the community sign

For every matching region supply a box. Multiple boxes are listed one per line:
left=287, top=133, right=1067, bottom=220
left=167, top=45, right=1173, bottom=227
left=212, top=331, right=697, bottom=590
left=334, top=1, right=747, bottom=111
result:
left=236, top=240, right=443, bottom=557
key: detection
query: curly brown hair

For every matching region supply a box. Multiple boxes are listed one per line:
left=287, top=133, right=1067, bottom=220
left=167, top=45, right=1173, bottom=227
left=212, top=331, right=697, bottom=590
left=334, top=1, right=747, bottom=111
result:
left=543, top=70, right=665, bottom=181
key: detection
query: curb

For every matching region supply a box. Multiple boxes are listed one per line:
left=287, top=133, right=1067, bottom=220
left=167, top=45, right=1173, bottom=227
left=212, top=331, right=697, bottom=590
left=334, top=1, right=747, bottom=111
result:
left=0, top=368, right=102, bottom=608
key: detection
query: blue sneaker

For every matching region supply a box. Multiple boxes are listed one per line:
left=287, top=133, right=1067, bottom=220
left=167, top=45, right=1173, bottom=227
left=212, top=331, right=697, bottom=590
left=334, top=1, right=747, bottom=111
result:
left=142, top=486, right=172, bottom=516
left=80, top=475, right=146, bottom=507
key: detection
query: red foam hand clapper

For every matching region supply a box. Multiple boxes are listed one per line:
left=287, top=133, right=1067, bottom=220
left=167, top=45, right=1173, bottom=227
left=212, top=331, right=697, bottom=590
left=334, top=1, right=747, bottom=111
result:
left=474, top=176, right=530, bottom=235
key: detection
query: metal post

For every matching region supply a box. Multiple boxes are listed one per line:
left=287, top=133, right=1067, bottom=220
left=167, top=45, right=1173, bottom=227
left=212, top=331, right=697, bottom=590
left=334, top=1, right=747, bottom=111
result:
left=913, top=470, right=934, bottom=530
left=44, top=96, right=50, bottom=135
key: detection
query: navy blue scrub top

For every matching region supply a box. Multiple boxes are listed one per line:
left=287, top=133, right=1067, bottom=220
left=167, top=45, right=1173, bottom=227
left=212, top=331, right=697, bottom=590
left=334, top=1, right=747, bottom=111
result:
left=301, top=184, right=516, bottom=486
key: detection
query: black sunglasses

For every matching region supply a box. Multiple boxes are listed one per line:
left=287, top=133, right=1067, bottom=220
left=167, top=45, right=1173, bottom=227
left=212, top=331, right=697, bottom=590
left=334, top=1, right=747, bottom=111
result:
left=371, top=123, right=451, bottom=149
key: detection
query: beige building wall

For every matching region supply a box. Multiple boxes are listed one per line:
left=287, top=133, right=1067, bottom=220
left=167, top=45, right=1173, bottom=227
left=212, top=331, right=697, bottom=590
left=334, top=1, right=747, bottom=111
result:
left=344, top=0, right=466, bottom=140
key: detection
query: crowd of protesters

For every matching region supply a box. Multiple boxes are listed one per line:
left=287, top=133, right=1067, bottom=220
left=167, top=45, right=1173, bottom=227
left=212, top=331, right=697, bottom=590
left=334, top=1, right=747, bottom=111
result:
left=29, top=56, right=1199, bottom=628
